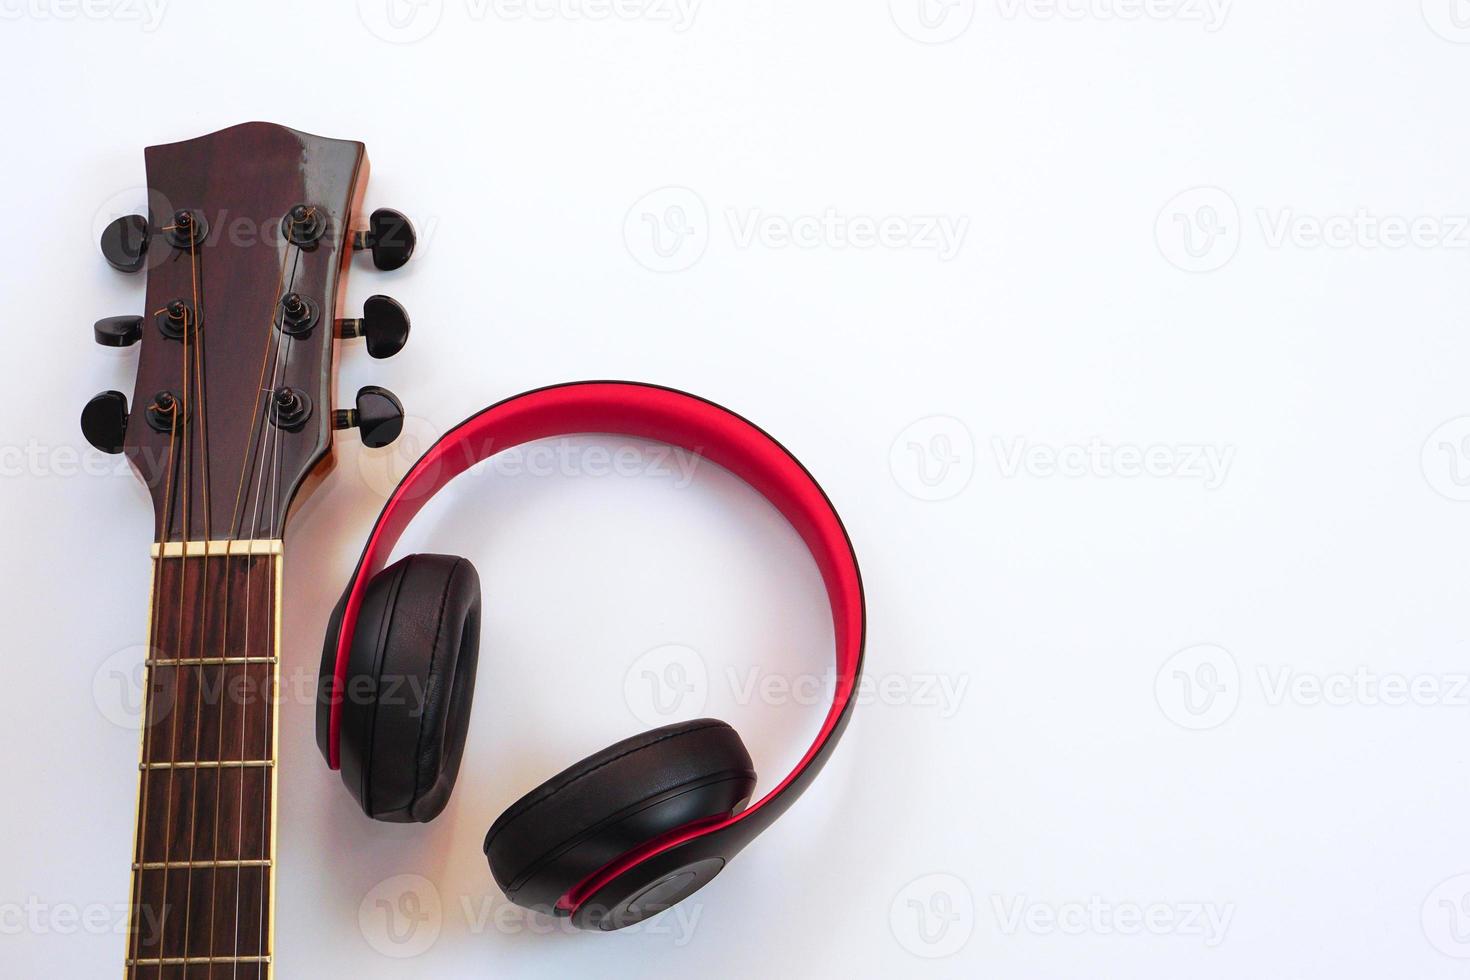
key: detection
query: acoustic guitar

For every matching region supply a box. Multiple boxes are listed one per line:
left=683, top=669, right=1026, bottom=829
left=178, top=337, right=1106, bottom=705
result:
left=83, top=121, right=415, bottom=978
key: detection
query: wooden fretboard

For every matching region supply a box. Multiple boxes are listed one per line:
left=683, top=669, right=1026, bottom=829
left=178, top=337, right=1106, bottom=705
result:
left=125, top=543, right=282, bottom=978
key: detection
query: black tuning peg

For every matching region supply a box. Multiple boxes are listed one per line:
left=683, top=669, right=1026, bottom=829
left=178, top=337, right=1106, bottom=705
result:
left=100, top=215, right=150, bottom=273
left=333, top=385, right=403, bottom=448
left=337, top=295, right=410, bottom=358
left=81, top=391, right=129, bottom=454
left=94, top=315, right=143, bottom=347
left=352, top=208, right=416, bottom=271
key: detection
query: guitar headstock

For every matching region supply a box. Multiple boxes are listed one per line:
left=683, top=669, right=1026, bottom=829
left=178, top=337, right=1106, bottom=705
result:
left=83, top=122, right=414, bottom=543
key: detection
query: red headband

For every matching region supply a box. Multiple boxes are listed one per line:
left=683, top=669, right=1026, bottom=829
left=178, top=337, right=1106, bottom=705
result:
left=325, top=382, right=865, bottom=905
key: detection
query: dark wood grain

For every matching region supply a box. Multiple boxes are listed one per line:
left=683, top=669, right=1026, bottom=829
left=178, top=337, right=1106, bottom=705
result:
left=127, top=554, right=277, bottom=978
left=122, top=122, right=367, bottom=542
left=110, top=122, right=375, bottom=978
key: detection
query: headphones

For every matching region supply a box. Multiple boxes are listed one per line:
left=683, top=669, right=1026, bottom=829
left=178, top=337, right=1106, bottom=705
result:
left=316, top=381, right=866, bottom=931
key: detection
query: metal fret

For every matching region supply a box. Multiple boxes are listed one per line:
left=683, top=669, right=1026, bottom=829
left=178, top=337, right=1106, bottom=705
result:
left=127, top=549, right=282, bottom=978
left=127, top=956, right=271, bottom=965
left=140, top=760, right=274, bottom=770
left=133, top=859, right=273, bottom=869
left=145, top=656, right=277, bottom=666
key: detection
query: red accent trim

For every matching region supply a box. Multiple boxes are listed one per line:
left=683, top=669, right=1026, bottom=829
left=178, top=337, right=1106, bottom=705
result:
left=327, top=382, right=863, bottom=912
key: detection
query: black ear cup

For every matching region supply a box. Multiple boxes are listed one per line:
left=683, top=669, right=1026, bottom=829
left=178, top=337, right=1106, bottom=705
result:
left=483, top=719, right=757, bottom=911
left=338, top=554, right=481, bottom=823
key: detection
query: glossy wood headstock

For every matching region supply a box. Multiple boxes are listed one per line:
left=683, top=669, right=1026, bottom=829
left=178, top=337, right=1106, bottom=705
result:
left=86, top=122, right=413, bottom=543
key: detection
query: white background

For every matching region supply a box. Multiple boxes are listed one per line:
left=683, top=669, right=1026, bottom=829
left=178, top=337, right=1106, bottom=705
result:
left=3, top=0, right=1470, bottom=976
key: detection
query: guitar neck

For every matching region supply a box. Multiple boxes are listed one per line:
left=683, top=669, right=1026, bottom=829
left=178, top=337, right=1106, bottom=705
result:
left=126, top=540, right=284, bottom=978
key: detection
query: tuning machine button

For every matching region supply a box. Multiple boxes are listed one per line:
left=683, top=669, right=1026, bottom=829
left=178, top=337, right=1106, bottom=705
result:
left=333, top=385, right=403, bottom=448
left=353, top=208, right=416, bottom=271
left=81, top=391, right=129, bottom=454
left=100, top=215, right=149, bottom=273
left=94, top=315, right=143, bottom=347
left=337, top=295, right=410, bottom=358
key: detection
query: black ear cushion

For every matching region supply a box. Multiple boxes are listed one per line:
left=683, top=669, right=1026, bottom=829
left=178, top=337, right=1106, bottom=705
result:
left=338, top=554, right=481, bottom=823
left=483, top=719, right=757, bottom=909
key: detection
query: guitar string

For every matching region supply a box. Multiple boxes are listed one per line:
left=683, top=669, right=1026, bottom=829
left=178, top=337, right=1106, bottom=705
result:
left=213, top=214, right=298, bottom=976
left=128, top=366, right=181, bottom=975
left=154, top=223, right=195, bottom=977
left=231, top=223, right=307, bottom=975
left=258, top=294, right=297, bottom=969
left=233, top=259, right=296, bottom=974
left=178, top=231, right=214, bottom=971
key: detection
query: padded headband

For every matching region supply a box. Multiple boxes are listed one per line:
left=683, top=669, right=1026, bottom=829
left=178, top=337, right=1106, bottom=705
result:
left=321, top=381, right=865, bottom=891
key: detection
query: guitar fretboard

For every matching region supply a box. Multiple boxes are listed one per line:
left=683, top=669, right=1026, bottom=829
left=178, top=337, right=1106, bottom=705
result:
left=126, top=547, right=281, bottom=978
